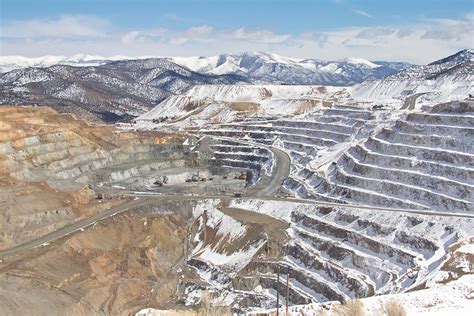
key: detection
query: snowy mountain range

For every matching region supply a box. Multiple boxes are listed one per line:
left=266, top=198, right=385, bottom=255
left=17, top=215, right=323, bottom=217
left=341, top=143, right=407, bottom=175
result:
left=1, top=52, right=410, bottom=86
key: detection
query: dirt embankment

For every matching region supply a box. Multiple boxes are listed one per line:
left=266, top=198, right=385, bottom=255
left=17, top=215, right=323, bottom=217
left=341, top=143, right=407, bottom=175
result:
left=0, top=208, right=192, bottom=315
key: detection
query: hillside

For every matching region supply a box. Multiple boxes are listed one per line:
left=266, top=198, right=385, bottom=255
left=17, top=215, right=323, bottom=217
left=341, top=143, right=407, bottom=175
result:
left=0, top=59, right=249, bottom=122
left=352, top=49, right=474, bottom=106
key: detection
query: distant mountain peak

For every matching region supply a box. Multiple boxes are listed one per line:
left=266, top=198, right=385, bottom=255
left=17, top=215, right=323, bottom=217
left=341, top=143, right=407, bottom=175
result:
left=169, top=52, right=410, bottom=86
left=340, top=57, right=380, bottom=68
left=429, top=49, right=474, bottom=66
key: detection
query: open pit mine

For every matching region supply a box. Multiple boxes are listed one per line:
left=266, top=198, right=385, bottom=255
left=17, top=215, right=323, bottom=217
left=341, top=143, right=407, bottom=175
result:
left=0, top=50, right=473, bottom=316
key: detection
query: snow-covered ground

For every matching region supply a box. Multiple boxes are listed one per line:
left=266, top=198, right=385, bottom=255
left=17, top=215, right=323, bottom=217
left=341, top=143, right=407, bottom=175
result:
left=247, top=274, right=474, bottom=316
left=352, top=75, right=474, bottom=109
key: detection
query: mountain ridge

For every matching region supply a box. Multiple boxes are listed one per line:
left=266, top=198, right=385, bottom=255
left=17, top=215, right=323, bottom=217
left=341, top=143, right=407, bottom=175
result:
left=167, top=52, right=410, bottom=86
left=1, top=52, right=411, bottom=87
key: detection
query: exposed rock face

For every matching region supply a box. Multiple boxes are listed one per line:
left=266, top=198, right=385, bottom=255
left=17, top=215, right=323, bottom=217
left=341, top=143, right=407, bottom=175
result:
left=0, top=106, right=188, bottom=248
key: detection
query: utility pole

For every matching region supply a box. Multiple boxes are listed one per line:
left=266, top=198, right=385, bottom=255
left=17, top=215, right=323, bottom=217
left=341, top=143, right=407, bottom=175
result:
left=286, top=272, right=289, bottom=315
left=276, top=265, right=280, bottom=316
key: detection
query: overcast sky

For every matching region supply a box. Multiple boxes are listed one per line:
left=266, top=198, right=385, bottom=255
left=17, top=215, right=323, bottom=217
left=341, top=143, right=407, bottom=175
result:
left=1, top=0, right=473, bottom=63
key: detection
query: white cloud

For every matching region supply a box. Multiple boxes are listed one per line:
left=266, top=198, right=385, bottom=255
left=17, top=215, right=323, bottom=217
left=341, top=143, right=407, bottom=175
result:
left=421, top=16, right=473, bottom=41
left=1, top=15, right=110, bottom=39
left=121, top=31, right=141, bottom=44
left=186, top=25, right=213, bottom=36
left=356, top=28, right=396, bottom=39
left=119, top=25, right=290, bottom=46
left=396, top=28, right=416, bottom=38
left=228, top=28, right=290, bottom=44
left=168, top=25, right=213, bottom=44
left=121, top=28, right=168, bottom=44
left=353, top=10, right=373, bottom=18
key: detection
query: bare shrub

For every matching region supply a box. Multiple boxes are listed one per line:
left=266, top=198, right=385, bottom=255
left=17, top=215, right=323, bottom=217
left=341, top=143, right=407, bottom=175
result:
left=384, top=299, right=407, bottom=316
left=315, top=309, right=329, bottom=316
left=197, top=290, right=211, bottom=315
left=196, top=291, right=232, bottom=316
left=332, top=299, right=366, bottom=316
left=209, top=305, right=232, bottom=316
left=230, top=102, right=259, bottom=112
